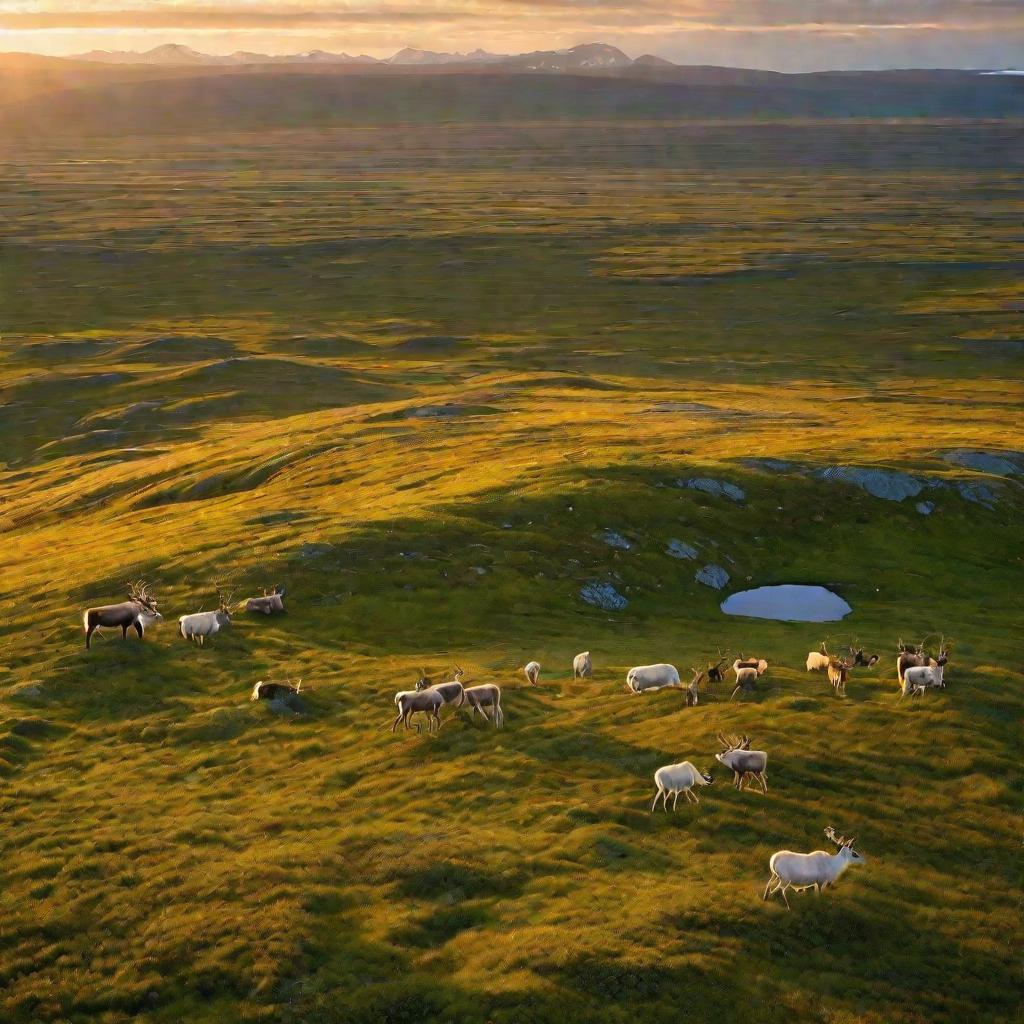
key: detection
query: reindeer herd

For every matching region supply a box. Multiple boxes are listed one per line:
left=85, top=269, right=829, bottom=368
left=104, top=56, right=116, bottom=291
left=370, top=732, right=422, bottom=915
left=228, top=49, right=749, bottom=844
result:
left=79, top=579, right=951, bottom=907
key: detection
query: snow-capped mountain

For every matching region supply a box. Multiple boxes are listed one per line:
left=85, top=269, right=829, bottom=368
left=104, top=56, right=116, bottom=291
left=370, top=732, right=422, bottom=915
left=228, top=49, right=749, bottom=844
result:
left=70, top=41, right=667, bottom=71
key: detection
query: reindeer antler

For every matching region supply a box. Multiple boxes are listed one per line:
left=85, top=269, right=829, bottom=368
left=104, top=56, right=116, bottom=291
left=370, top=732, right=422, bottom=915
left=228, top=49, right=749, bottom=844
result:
left=824, top=826, right=853, bottom=848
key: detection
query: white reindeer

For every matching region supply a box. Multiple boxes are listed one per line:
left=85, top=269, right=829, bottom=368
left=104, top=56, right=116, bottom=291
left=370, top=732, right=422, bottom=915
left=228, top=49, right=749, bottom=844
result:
left=651, top=760, right=713, bottom=810
left=179, top=588, right=233, bottom=645
left=524, top=661, right=541, bottom=686
left=730, top=658, right=767, bottom=700
left=626, top=663, right=681, bottom=694
left=901, top=650, right=948, bottom=699
left=763, top=827, right=866, bottom=908
left=573, top=651, right=592, bottom=678
left=806, top=651, right=831, bottom=672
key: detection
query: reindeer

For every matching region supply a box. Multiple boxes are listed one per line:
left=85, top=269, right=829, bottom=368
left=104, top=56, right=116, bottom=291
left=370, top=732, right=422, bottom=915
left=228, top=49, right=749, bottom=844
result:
left=524, top=661, right=541, bottom=686
left=244, top=584, right=286, bottom=615
left=651, top=760, right=713, bottom=810
left=251, top=678, right=302, bottom=701
left=896, top=638, right=927, bottom=683
left=392, top=672, right=445, bottom=734
left=730, top=657, right=767, bottom=700
left=828, top=657, right=851, bottom=696
left=179, top=586, right=234, bottom=644
left=463, top=682, right=504, bottom=727
left=573, top=651, right=592, bottom=678
left=849, top=645, right=879, bottom=669
left=901, top=640, right=950, bottom=699
left=83, top=581, right=162, bottom=650
left=715, top=734, right=768, bottom=792
left=763, top=827, right=866, bottom=908
left=706, top=649, right=729, bottom=685
left=685, top=668, right=703, bottom=706
left=415, top=666, right=466, bottom=721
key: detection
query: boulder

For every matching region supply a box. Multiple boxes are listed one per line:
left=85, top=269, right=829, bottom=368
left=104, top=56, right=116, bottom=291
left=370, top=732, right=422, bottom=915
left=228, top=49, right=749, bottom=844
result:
left=957, top=481, right=1000, bottom=508
left=695, top=564, right=730, bottom=590
left=666, top=539, right=699, bottom=560
left=942, top=449, right=1023, bottom=476
left=916, top=501, right=935, bottom=515
left=579, top=582, right=628, bottom=611
left=815, top=466, right=924, bottom=501
left=679, top=477, right=746, bottom=503
left=600, top=530, right=632, bottom=551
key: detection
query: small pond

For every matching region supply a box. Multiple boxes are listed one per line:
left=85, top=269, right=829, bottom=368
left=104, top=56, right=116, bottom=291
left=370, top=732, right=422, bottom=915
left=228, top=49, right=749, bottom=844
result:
left=720, top=584, right=852, bottom=622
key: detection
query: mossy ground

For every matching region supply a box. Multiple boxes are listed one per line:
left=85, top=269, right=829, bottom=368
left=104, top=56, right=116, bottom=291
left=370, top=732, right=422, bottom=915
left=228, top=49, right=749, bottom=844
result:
left=0, top=120, right=1021, bottom=1023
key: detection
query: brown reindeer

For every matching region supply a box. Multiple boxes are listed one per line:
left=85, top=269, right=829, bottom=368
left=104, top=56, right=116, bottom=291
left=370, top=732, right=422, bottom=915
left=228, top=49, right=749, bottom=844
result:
left=83, top=581, right=162, bottom=650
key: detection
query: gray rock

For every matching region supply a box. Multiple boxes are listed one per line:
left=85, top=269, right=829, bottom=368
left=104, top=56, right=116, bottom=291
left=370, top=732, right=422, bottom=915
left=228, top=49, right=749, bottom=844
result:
left=666, top=539, right=699, bottom=560
left=7, top=682, right=47, bottom=705
left=957, top=481, right=1000, bottom=508
left=600, top=530, right=632, bottom=551
left=579, top=582, right=628, bottom=611
left=679, top=477, right=746, bottom=503
left=916, top=501, right=935, bottom=515
left=815, top=466, right=924, bottom=501
left=943, top=449, right=1023, bottom=476
left=695, top=564, right=730, bottom=590
left=739, top=458, right=802, bottom=474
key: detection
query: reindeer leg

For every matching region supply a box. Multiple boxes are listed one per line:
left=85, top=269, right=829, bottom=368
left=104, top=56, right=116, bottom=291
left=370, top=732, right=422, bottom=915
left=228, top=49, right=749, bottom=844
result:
left=652, top=787, right=662, bottom=813
left=763, top=874, right=778, bottom=900
left=391, top=709, right=405, bottom=733
left=661, top=789, right=669, bottom=812
left=122, top=624, right=129, bottom=640
left=730, top=684, right=742, bottom=701
left=780, top=885, right=791, bottom=909
left=672, top=790, right=680, bottom=811
left=759, top=772, right=768, bottom=794
left=133, top=621, right=144, bottom=639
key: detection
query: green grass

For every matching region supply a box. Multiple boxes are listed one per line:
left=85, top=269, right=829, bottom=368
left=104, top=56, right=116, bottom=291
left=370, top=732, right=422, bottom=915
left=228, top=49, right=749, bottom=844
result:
left=0, top=120, right=1021, bottom=1023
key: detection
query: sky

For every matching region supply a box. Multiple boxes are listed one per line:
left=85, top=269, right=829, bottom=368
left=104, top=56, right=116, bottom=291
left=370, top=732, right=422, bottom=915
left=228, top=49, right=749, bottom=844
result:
left=0, top=0, right=1022, bottom=71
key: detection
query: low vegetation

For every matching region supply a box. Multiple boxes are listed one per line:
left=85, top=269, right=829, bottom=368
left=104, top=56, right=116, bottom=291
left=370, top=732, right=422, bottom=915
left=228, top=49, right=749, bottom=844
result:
left=0, top=117, right=1021, bottom=1022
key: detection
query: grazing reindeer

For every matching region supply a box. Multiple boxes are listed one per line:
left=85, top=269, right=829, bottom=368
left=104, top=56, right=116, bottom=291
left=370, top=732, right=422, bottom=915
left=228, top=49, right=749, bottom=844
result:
left=763, top=827, right=866, bottom=908
left=524, top=661, right=541, bottom=686
left=83, top=581, right=162, bottom=650
left=715, top=734, right=768, bottom=792
left=626, top=663, right=681, bottom=694
left=651, top=761, right=713, bottom=810
left=901, top=641, right=950, bottom=699
left=251, top=679, right=302, bottom=701
left=573, top=651, right=592, bottom=679
left=463, top=683, right=504, bottom=727
left=179, top=587, right=233, bottom=644
left=827, top=657, right=851, bottom=696
left=244, top=584, right=286, bottom=615
left=730, top=657, right=767, bottom=700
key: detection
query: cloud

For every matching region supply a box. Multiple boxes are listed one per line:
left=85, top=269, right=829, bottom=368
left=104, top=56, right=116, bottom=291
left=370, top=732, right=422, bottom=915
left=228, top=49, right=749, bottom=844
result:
left=1, top=0, right=1020, bottom=68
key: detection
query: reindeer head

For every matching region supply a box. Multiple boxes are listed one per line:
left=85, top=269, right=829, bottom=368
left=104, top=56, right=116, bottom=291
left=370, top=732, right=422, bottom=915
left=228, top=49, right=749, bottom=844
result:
left=216, top=585, right=235, bottom=623
left=128, top=580, right=157, bottom=611
left=451, top=665, right=465, bottom=683
left=415, top=668, right=433, bottom=691
left=825, top=826, right=865, bottom=863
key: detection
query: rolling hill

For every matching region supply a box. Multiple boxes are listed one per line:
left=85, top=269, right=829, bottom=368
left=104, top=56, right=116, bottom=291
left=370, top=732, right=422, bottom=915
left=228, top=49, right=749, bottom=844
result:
left=1, top=64, right=1022, bottom=137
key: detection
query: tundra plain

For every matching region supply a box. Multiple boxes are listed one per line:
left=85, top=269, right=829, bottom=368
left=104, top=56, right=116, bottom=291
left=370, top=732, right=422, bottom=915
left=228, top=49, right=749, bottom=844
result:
left=0, top=116, right=1022, bottom=1023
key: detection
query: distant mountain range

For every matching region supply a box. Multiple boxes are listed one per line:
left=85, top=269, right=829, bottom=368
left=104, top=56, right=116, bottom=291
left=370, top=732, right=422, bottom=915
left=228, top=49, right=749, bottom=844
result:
left=72, top=41, right=651, bottom=70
